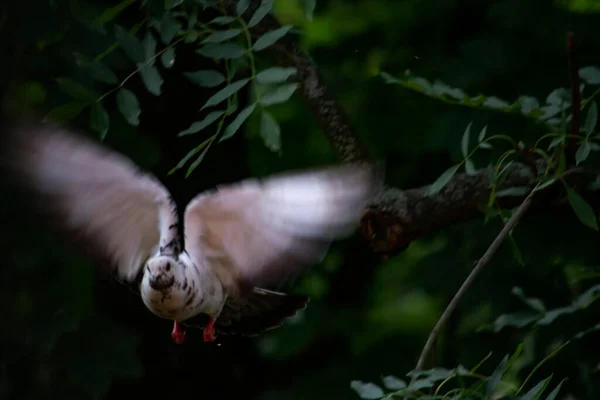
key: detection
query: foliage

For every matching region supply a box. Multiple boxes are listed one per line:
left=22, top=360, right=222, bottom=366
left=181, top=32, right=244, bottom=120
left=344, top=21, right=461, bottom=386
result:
left=2, top=1, right=600, bottom=400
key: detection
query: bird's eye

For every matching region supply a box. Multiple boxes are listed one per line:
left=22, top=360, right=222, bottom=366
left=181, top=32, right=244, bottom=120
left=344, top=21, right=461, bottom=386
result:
left=165, top=263, right=171, bottom=272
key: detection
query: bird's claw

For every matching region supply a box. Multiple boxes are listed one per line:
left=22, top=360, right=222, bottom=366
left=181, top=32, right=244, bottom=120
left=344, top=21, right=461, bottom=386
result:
left=203, top=317, right=217, bottom=342
left=171, top=321, right=186, bottom=344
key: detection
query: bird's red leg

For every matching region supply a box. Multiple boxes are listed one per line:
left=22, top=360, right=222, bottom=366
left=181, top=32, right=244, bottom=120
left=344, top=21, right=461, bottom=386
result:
left=203, top=317, right=217, bottom=342
left=171, top=321, right=186, bottom=344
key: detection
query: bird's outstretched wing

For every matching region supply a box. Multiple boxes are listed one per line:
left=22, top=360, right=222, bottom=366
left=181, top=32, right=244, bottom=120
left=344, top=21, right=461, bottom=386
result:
left=183, top=163, right=377, bottom=296
left=0, top=118, right=178, bottom=283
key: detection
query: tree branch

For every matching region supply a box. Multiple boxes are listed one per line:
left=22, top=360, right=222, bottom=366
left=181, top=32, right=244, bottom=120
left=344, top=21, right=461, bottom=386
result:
left=229, top=2, right=600, bottom=256
left=412, top=196, right=533, bottom=377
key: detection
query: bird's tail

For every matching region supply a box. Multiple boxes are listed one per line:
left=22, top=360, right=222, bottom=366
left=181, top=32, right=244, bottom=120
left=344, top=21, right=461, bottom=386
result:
left=183, top=288, right=309, bottom=337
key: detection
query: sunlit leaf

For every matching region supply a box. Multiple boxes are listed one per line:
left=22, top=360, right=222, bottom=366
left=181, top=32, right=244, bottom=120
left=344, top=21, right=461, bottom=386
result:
left=256, top=67, right=296, bottom=84
left=544, top=380, right=566, bottom=400
left=259, top=83, right=298, bottom=106
left=202, top=79, right=249, bottom=109
left=521, top=375, right=553, bottom=400
left=252, top=25, right=293, bottom=51
left=565, top=186, right=599, bottom=230
left=90, top=102, right=110, bottom=140
left=381, top=376, right=406, bottom=390
left=350, top=381, right=385, bottom=399
left=161, top=47, right=176, bottom=68
left=260, top=110, right=281, bottom=152
left=220, top=104, right=257, bottom=142
left=177, top=111, right=224, bottom=136
left=426, top=165, right=458, bottom=195
left=139, top=65, right=163, bottom=95
left=579, top=66, right=600, bottom=85
left=185, top=70, right=226, bottom=87
left=116, top=88, right=141, bottom=126
left=197, top=43, right=247, bottom=59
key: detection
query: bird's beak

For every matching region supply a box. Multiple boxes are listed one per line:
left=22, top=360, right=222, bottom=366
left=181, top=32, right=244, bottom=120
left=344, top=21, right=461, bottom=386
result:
left=148, top=274, right=174, bottom=291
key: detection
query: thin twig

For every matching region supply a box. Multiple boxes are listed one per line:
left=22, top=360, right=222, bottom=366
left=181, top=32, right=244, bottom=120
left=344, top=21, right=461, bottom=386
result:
left=412, top=196, right=533, bottom=379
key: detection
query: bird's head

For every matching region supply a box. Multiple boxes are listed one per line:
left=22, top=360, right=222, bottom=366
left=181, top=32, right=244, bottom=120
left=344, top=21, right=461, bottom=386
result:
left=145, top=255, right=177, bottom=291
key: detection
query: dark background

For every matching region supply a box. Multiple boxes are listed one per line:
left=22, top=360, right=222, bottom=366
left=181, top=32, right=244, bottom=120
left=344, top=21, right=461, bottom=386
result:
left=1, top=0, right=600, bottom=399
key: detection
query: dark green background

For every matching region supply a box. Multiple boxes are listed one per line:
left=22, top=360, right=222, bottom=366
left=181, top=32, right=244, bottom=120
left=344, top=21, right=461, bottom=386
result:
left=1, top=0, right=599, bottom=399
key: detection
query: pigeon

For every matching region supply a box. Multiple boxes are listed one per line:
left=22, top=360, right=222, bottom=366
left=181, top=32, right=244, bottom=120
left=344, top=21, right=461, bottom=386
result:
left=0, top=117, right=377, bottom=344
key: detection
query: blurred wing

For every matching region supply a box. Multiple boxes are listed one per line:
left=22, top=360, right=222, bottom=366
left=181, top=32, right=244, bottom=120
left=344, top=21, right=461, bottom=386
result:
left=0, top=119, right=178, bottom=283
left=183, top=163, right=376, bottom=295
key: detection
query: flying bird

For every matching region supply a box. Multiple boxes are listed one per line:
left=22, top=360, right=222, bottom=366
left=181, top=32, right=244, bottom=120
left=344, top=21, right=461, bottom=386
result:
left=0, top=118, right=377, bottom=344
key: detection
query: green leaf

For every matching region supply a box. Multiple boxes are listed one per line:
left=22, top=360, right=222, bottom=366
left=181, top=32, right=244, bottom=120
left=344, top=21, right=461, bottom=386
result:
left=83, top=60, right=119, bottom=85
left=426, top=165, right=458, bottom=196
left=461, top=122, right=472, bottom=158
left=537, top=306, right=574, bottom=325
left=143, top=31, right=157, bottom=65
left=220, top=104, right=257, bottom=142
left=544, top=380, right=565, bottom=400
left=177, top=111, right=224, bottom=136
left=139, top=65, right=163, bottom=96
left=95, top=0, right=137, bottom=24
left=532, top=178, right=556, bottom=192
left=160, top=14, right=182, bottom=43
left=256, top=67, right=296, bottom=84
left=116, top=88, right=141, bottom=126
left=202, top=79, right=249, bottom=109
left=381, top=376, right=406, bottom=390
left=491, top=312, right=540, bottom=332
left=186, top=144, right=211, bottom=177
left=115, top=25, right=145, bottom=63
left=380, top=72, right=400, bottom=84
left=201, top=29, right=242, bottom=44
left=248, top=0, right=273, bottom=27
left=478, top=125, right=487, bottom=142
left=465, top=159, right=476, bottom=175
left=300, top=0, right=316, bottom=21
left=576, top=141, right=592, bottom=165
left=548, top=137, right=564, bottom=150
left=349, top=381, right=385, bottom=399
left=546, top=88, right=571, bottom=106
left=260, top=110, right=281, bottom=152
left=579, top=66, right=600, bottom=85
left=521, top=375, right=553, bottom=400
left=566, top=186, right=599, bottom=230
left=512, top=287, right=546, bottom=312
left=236, top=0, right=250, bottom=15
left=259, top=83, right=299, bottom=106
left=252, top=25, right=293, bottom=51
left=55, top=78, right=96, bottom=102
left=184, top=70, right=226, bottom=87
left=483, top=96, right=510, bottom=109
left=170, top=139, right=210, bottom=174
left=486, top=355, right=509, bottom=395
left=210, top=16, right=236, bottom=25
left=90, top=102, right=110, bottom=140
left=161, top=47, right=176, bottom=68
left=571, top=284, right=600, bottom=308
left=165, top=0, right=184, bottom=9
left=496, top=187, right=528, bottom=197
left=583, top=101, right=598, bottom=135
left=197, top=43, right=247, bottom=59
left=44, top=102, right=88, bottom=123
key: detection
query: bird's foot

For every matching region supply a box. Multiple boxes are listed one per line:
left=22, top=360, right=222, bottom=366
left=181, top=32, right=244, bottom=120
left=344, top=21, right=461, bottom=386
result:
left=171, top=321, right=186, bottom=344
left=203, top=317, right=217, bottom=342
